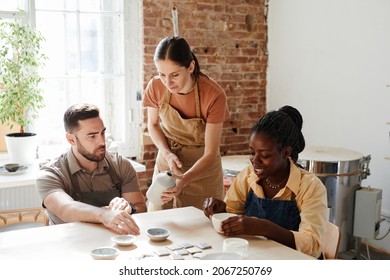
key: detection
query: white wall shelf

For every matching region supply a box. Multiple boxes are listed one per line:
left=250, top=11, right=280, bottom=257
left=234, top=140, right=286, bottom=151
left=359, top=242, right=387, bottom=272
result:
left=0, top=159, right=145, bottom=189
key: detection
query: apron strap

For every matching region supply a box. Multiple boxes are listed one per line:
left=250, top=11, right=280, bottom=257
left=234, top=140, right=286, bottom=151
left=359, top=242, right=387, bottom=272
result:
left=194, top=81, right=201, bottom=119
left=107, top=162, right=122, bottom=196
left=163, top=80, right=201, bottom=119
left=68, top=165, right=82, bottom=201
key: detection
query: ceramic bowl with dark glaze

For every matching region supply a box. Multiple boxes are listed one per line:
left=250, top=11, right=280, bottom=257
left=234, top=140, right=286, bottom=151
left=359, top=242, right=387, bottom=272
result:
left=3, top=163, right=20, bottom=172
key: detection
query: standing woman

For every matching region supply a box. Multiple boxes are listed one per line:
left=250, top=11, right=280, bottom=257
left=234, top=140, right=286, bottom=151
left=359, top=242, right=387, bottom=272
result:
left=143, top=36, right=230, bottom=210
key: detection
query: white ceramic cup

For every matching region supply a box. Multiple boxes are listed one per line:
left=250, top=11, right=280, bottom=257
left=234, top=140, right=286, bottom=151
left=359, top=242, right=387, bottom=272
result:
left=211, top=213, right=237, bottom=233
left=222, top=238, right=249, bottom=259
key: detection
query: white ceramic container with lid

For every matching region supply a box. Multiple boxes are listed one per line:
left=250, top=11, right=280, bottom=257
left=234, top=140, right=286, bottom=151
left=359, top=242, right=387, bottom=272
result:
left=146, top=171, right=175, bottom=205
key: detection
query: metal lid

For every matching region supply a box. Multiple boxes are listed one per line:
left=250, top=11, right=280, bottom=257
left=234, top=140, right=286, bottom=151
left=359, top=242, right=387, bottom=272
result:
left=298, top=146, right=371, bottom=178
left=299, top=146, right=363, bottom=162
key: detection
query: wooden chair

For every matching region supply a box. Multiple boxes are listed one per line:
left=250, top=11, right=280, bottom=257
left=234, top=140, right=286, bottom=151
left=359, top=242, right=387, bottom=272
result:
left=323, top=221, right=341, bottom=259
left=0, top=207, right=49, bottom=232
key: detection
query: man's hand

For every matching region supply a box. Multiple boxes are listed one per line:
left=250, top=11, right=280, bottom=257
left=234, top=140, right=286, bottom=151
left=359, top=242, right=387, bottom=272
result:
left=107, top=197, right=131, bottom=212
left=102, top=210, right=140, bottom=235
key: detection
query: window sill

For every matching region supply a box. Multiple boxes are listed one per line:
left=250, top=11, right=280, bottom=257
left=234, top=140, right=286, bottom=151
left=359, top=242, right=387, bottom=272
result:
left=0, top=149, right=145, bottom=189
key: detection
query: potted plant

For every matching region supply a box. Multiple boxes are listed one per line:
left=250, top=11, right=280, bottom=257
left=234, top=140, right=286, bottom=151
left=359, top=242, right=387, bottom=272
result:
left=0, top=17, right=47, bottom=165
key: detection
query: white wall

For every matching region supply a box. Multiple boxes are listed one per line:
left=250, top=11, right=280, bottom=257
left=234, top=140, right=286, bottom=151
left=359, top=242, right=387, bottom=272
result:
left=267, top=0, right=390, bottom=254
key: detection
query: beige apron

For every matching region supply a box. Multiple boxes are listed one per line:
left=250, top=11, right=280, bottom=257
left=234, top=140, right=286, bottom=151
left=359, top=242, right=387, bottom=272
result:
left=148, top=82, right=224, bottom=211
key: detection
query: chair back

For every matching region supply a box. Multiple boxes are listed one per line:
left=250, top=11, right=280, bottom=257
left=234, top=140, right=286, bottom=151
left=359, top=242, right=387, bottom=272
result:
left=0, top=207, right=49, bottom=232
left=323, top=221, right=341, bottom=259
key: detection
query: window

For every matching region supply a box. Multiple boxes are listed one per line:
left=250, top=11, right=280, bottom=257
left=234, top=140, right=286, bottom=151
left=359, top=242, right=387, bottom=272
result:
left=0, top=0, right=143, bottom=158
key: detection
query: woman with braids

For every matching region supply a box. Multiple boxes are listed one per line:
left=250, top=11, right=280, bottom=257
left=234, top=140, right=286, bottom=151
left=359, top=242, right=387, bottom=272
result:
left=143, top=36, right=230, bottom=211
left=203, top=105, right=328, bottom=258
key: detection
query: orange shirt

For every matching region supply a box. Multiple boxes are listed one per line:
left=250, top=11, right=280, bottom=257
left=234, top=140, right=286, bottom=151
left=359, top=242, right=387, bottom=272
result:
left=143, top=75, right=230, bottom=123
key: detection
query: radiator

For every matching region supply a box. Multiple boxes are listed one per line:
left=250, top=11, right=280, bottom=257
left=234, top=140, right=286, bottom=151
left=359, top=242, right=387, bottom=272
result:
left=0, top=185, right=41, bottom=210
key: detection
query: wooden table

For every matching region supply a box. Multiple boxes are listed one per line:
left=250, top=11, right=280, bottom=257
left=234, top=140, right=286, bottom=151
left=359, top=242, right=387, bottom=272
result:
left=0, top=207, right=314, bottom=260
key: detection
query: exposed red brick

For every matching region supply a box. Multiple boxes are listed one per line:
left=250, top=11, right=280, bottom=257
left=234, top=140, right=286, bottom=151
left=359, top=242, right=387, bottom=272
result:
left=141, top=0, right=267, bottom=183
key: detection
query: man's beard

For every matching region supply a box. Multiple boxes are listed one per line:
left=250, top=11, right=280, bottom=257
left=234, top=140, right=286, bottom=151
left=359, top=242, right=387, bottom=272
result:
left=76, top=141, right=106, bottom=162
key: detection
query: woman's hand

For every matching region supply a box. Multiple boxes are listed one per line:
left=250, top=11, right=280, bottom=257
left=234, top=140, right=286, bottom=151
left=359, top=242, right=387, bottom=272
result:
left=166, top=153, right=183, bottom=175
left=160, top=173, right=185, bottom=203
left=221, top=215, right=262, bottom=236
left=203, top=197, right=226, bottom=218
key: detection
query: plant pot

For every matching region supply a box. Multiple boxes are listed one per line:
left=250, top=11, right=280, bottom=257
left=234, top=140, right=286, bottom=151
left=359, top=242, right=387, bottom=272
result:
left=4, top=133, right=38, bottom=165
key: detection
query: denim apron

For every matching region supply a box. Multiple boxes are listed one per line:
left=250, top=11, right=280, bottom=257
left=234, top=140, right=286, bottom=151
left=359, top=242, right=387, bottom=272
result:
left=244, top=189, right=301, bottom=231
left=244, top=187, right=324, bottom=259
left=67, top=158, right=122, bottom=207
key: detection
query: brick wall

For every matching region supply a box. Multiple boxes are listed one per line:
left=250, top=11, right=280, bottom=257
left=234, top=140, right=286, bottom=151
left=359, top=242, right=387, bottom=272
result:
left=138, top=0, right=267, bottom=192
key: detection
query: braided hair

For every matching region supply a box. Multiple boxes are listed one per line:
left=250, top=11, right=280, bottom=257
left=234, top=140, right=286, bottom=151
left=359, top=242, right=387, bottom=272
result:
left=251, top=105, right=305, bottom=162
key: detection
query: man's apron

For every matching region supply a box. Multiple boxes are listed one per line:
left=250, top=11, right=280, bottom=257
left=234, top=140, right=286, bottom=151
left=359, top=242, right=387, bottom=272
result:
left=148, top=82, right=224, bottom=211
left=67, top=158, right=122, bottom=207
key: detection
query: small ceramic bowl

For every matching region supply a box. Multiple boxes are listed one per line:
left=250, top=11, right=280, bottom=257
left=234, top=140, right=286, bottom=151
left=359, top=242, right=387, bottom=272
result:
left=111, top=234, right=137, bottom=246
left=4, top=163, right=20, bottom=172
left=90, top=247, right=119, bottom=260
left=211, top=212, right=237, bottom=233
left=146, top=228, right=170, bottom=242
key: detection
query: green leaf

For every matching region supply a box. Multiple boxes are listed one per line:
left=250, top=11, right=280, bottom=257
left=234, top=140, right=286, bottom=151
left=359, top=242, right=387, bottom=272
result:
left=0, top=15, right=47, bottom=132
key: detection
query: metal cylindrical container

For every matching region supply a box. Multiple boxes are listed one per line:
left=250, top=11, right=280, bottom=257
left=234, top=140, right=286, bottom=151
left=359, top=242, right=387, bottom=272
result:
left=298, top=146, right=371, bottom=253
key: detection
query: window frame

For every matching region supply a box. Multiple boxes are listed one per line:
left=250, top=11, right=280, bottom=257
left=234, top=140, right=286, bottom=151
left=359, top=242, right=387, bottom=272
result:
left=0, top=0, right=143, bottom=159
